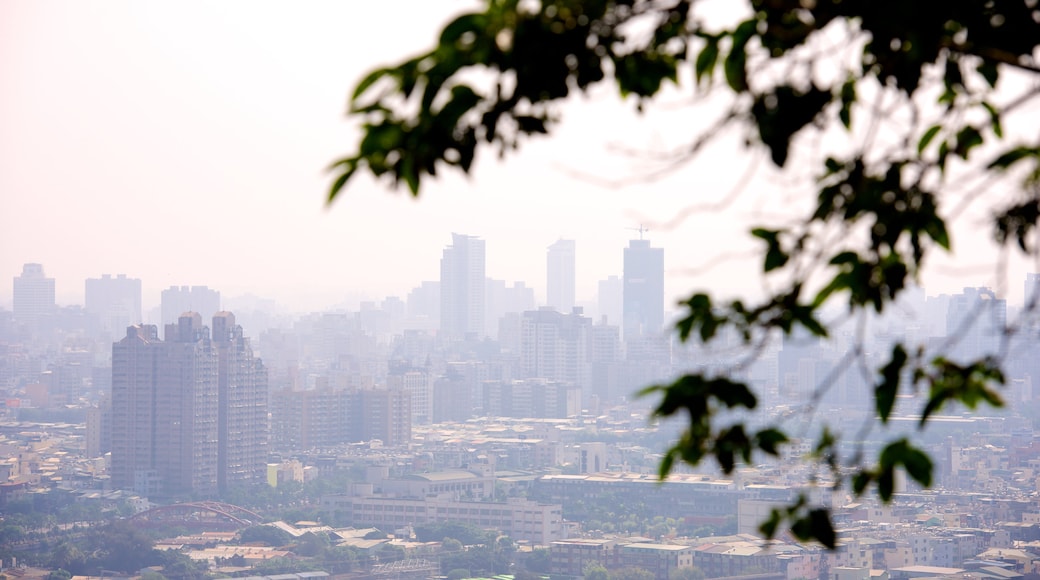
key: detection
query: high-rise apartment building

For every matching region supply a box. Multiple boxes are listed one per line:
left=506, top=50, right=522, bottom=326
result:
left=212, top=312, right=268, bottom=493
left=111, top=314, right=218, bottom=496
left=85, top=274, right=142, bottom=337
left=13, top=263, right=55, bottom=329
left=440, top=233, right=485, bottom=339
left=486, top=279, right=536, bottom=337
left=352, top=386, right=411, bottom=447
left=597, top=275, right=622, bottom=326
left=161, top=285, right=220, bottom=326
left=622, top=239, right=664, bottom=338
left=388, top=366, right=433, bottom=425
left=111, top=312, right=266, bottom=497
left=547, top=239, right=576, bottom=313
left=520, top=307, right=591, bottom=399
left=946, top=287, right=1006, bottom=364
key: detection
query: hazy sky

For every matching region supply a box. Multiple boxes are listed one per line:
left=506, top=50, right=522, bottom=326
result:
left=2, top=1, right=1036, bottom=313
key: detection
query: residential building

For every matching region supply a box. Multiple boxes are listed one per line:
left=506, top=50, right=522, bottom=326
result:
left=111, top=315, right=219, bottom=496
left=13, top=263, right=55, bottom=330
left=212, top=311, right=268, bottom=492
left=161, top=285, right=220, bottom=326
left=85, top=274, right=142, bottom=337
left=622, top=239, right=664, bottom=338
left=520, top=307, right=591, bottom=398
left=945, top=287, right=1006, bottom=364
left=321, top=494, right=565, bottom=544
left=110, top=312, right=267, bottom=497
left=440, top=233, right=486, bottom=339
left=547, top=239, right=576, bottom=313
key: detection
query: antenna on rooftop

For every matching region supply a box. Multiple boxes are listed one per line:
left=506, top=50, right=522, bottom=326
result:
left=627, top=224, right=650, bottom=240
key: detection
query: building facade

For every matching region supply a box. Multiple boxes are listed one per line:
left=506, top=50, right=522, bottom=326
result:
left=547, top=239, right=576, bottom=314
left=161, top=285, right=221, bottom=326
left=622, top=239, right=664, bottom=339
left=440, top=233, right=486, bottom=339
left=111, top=312, right=267, bottom=497
left=85, top=274, right=141, bottom=337
left=212, top=312, right=268, bottom=493
left=111, top=315, right=219, bottom=496
left=13, top=263, right=55, bottom=331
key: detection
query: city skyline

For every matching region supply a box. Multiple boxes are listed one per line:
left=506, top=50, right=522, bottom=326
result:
left=3, top=1, right=1032, bottom=316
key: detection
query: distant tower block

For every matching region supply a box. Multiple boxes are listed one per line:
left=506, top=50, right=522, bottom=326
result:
left=546, top=239, right=576, bottom=313
left=622, top=238, right=664, bottom=338
left=440, top=233, right=486, bottom=339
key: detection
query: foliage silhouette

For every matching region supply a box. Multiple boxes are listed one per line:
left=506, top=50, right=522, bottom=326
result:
left=331, top=0, right=1040, bottom=547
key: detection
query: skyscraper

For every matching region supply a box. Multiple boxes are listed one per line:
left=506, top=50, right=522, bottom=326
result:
left=520, top=307, right=591, bottom=398
left=547, top=239, right=576, bottom=313
left=111, top=312, right=267, bottom=497
left=622, top=239, right=664, bottom=338
left=440, top=233, right=485, bottom=339
left=946, top=287, right=1006, bottom=364
left=597, top=275, right=622, bottom=325
left=212, top=312, right=268, bottom=493
left=161, top=285, right=221, bottom=326
left=111, top=315, right=218, bottom=496
left=13, top=263, right=55, bottom=329
left=85, top=274, right=142, bottom=337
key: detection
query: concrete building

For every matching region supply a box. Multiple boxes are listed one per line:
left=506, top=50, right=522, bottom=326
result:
left=620, top=543, right=697, bottom=580
left=547, top=239, right=576, bottom=314
left=212, top=312, right=268, bottom=492
left=551, top=538, right=621, bottom=576
left=598, top=275, right=622, bottom=326
left=270, top=386, right=353, bottom=451
left=388, top=367, right=433, bottom=425
left=520, top=307, right=591, bottom=397
left=85, top=274, right=141, bottom=337
left=440, top=233, right=485, bottom=340
left=483, top=378, right=582, bottom=419
left=945, top=287, right=1006, bottom=364
left=111, top=315, right=219, bottom=496
left=161, top=285, right=220, bottom=326
left=13, top=263, right=55, bottom=330
left=486, top=279, right=536, bottom=338
left=622, top=239, right=664, bottom=339
left=353, top=386, right=412, bottom=447
left=321, top=494, right=565, bottom=544
left=111, top=312, right=267, bottom=497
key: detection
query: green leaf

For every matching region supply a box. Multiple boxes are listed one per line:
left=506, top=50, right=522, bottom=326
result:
left=658, top=449, right=676, bottom=480
left=852, top=470, right=873, bottom=496
left=724, top=20, right=756, bottom=92
left=758, top=509, right=782, bottom=540
left=839, top=77, right=856, bottom=129
left=875, top=345, right=907, bottom=423
left=327, top=158, right=359, bottom=202
left=755, top=428, right=788, bottom=455
left=695, top=36, right=720, bottom=87
left=954, top=126, right=983, bottom=159
left=917, top=125, right=941, bottom=154
left=751, top=228, right=789, bottom=272
left=351, top=67, right=392, bottom=102
left=878, top=438, right=933, bottom=499
left=978, top=60, right=1000, bottom=88
left=988, top=146, right=1040, bottom=171
left=982, top=102, right=1003, bottom=138
left=796, top=509, right=836, bottom=549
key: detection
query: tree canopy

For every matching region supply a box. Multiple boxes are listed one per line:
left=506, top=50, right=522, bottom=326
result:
left=330, top=0, right=1040, bottom=547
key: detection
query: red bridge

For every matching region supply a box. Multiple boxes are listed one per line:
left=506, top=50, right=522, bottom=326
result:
left=129, top=501, right=264, bottom=531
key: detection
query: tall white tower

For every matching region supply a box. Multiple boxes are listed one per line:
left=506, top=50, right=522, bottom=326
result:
left=547, top=239, right=576, bottom=313
left=440, top=233, right=486, bottom=339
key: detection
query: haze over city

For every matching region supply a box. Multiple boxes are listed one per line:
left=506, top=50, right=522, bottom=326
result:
left=3, top=1, right=1034, bottom=314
